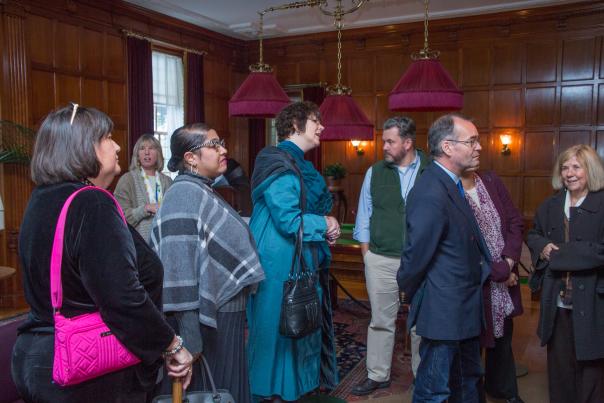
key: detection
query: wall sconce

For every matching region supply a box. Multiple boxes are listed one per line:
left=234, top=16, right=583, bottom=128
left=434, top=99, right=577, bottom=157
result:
left=500, top=134, right=512, bottom=155
left=351, top=140, right=365, bottom=156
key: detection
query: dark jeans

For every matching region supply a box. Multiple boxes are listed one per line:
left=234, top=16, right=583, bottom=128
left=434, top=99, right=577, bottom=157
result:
left=547, top=308, right=604, bottom=403
left=11, top=332, right=146, bottom=403
left=413, top=336, right=483, bottom=403
left=484, top=318, right=519, bottom=399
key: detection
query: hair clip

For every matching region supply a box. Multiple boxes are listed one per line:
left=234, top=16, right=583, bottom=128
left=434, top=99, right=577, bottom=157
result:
left=70, top=103, right=79, bottom=126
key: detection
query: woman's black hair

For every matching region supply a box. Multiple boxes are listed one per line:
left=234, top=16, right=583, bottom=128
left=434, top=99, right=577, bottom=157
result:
left=167, top=123, right=212, bottom=172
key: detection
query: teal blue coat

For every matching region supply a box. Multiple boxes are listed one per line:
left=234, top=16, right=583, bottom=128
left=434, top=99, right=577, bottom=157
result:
left=247, top=171, right=336, bottom=401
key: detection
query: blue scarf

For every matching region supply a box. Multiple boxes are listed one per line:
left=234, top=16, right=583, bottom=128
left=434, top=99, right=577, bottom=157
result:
left=277, top=141, right=332, bottom=215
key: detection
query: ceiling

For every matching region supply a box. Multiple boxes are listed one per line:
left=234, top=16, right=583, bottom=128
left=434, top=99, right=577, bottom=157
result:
left=124, top=0, right=583, bottom=40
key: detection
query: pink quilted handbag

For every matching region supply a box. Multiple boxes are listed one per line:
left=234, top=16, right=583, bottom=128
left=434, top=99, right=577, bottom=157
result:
left=51, top=186, right=141, bottom=386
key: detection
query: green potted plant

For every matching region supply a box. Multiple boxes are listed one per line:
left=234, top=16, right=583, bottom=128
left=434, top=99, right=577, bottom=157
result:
left=323, top=162, right=346, bottom=191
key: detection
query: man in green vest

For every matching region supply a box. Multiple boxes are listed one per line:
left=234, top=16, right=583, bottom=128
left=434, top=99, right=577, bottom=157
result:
left=352, top=116, right=429, bottom=396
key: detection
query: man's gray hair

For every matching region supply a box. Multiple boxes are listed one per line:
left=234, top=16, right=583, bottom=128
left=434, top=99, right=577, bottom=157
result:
left=383, top=116, right=416, bottom=142
left=428, top=114, right=472, bottom=157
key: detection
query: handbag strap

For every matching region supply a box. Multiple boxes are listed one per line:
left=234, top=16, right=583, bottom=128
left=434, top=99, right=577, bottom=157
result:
left=50, top=186, right=127, bottom=311
left=283, top=154, right=309, bottom=279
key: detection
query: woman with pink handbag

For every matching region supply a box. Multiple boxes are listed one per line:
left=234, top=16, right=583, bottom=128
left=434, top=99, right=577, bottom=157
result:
left=12, top=104, right=194, bottom=402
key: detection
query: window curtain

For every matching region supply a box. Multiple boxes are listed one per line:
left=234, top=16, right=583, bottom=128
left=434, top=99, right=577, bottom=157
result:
left=127, top=36, right=153, bottom=157
left=152, top=51, right=184, bottom=165
left=186, top=53, right=204, bottom=124
left=303, top=86, right=326, bottom=172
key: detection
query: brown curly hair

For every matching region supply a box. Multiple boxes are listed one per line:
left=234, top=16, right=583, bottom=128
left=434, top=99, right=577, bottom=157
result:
left=275, top=101, right=321, bottom=142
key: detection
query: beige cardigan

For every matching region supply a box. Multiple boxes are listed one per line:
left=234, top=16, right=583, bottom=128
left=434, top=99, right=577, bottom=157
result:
left=114, top=170, right=173, bottom=242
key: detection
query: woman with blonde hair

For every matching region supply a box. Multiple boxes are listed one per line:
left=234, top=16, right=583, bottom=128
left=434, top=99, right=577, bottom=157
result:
left=115, top=134, right=172, bottom=241
left=527, top=144, right=604, bottom=403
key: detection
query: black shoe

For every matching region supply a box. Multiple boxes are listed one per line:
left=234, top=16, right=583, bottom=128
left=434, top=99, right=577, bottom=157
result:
left=506, top=397, right=525, bottom=403
left=351, top=378, right=391, bottom=396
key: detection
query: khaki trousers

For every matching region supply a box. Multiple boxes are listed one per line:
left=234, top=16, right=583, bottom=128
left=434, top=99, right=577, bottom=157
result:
left=364, top=250, right=400, bottom=382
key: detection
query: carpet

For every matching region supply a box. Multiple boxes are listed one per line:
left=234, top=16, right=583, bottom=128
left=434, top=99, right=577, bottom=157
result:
left=330, top=300, right=414, bottom=401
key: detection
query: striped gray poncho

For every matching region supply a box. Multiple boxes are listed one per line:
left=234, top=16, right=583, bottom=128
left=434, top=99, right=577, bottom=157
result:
left=150, top=172, right=264, bottom=328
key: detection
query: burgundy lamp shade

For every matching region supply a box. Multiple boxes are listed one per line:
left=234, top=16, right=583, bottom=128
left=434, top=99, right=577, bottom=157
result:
left=228, top=71, right=291, bottom=117
left=319, top=94, right=373, bottom=141
left=388, top=59, right=463, bottom=112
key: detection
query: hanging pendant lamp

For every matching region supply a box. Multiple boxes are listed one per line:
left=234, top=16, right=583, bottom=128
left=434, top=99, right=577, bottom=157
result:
left=229, top=13, right=290, bottom=117
left=319, top=1, right=373, bottom=141
left=388, top=0, right=463, bottom=112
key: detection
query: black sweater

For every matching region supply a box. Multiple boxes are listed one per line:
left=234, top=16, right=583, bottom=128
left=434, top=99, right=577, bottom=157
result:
left=18, top=181, right=174, bottom=364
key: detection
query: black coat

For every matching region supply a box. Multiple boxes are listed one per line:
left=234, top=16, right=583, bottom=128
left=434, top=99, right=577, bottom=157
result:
left=527, top=189, right=604, bottom=360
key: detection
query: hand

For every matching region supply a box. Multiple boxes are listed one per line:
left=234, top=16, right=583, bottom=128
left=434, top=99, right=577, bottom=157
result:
left=325, top=216, right=340, bottom=242
left=145, top=203, right=159, bottom=215
left=504, top=257, right=515, bottom=271
left=505, top=272, right=518, bottom=287
left=165, top=344, right=194, bottom=389
left=540, top=243, right=559, bottom=261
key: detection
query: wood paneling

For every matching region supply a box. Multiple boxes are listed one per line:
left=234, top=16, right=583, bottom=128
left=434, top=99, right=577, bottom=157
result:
left=526, top=41, right=557, bottom=83
left=523, top=177, right=554, bottom=217
left=493, top=44, right=523, bottom=85
left=81, top=28, right=104, bottom=76
left=26, top=14, right=53, bottom=65
left=55, top=22, right=80, bottom=71
left=560, top=85, right=593, bottom=125
left=349, top=57, right=374, bottom=94
left=559, top=130, right=592, bottom=152
left=598, top=84, right=604, bottom=125
left=562, top=38, right=595, bottom=81
left=462, top=47, right=491, bottom=86
left=526, top=87, right=556, bottom=127
left=462, top=90, right=489, bottom=128
left=375, top=53, right=406, bottom=92
left=524, top=131, right=555, bottom=172
left=492, top=89, right=523, bottom=127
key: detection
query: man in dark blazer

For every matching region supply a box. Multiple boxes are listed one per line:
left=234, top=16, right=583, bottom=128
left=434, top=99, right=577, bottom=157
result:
left=397, top=114, right=491, bottom=402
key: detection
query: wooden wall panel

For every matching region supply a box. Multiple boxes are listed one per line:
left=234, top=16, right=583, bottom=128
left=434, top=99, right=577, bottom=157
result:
left=30, top=70, right=55, bottom=124
left=462, top=90, right=489, bottom=128
left=55, top=74, right=81, bottom=106
left=523, top=177, right=554, bottom=217
left=55, top=22, right=80, bottom=71
left=493, top=45, right=523, bottom=85
left=104, top=34, right=125, bottom=80
left=597, top=131, right=604, bottom=160
left=559, top=130, right=592, bottom=152
left=499, top=176, right=522, bottom=210
left=526, top=41, right=557, bottom=83
left=524, top=131, right=555, bottom=172
left=492, top=89, right=522, bottom=127
left=562, top=38, right=595, bottom=81
left=349, top=57, right=374, bottom=94
left=375, top=53, right=406, bottom=92
left=26, top=14, right=53, bottom=65
left=560, top=85, right=593, bottom=125
left=462, top=47, right=491, bottom=86
left=526, top=87, right=556, bottom=126
left=598, top=84, right=604, bottom=125
left=491, top=129, right=522, bottom=173
left=81, top=28, right=104, bottom=76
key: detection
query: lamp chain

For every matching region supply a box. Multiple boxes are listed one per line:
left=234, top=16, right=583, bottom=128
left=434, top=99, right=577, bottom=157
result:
left=258, top=12, right=264, bottom=65
left=336, top=18, right=342, bottom=87
left=423, top=0, right=429, bottom=52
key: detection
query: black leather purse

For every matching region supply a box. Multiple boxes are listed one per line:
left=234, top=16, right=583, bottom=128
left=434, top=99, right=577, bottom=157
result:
left=279, top=218, right=322, bottom=338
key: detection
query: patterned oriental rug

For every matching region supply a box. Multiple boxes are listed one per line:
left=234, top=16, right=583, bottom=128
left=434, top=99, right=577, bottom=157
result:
left=330, top=300, right=414, bottom=401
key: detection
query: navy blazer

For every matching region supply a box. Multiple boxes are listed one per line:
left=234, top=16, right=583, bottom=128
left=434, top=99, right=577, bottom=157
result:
left=397, top=162, right=491, bottom=341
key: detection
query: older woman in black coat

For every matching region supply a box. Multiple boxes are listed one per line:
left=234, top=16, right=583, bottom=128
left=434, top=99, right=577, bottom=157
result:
left=527, top=144, right=604, bottom=403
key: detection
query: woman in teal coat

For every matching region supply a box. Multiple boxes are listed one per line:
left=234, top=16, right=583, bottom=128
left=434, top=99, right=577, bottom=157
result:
left=248, top=101, right=341, bottom=401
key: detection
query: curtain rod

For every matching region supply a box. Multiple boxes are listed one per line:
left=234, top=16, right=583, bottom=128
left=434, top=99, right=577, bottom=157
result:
left=122, top=29, right=208, bottom=56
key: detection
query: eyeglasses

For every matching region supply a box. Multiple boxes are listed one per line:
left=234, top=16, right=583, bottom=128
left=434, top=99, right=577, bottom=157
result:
left=308, top=117, right=321, bottom=125
left=70, top=103, right=79, bottom=125
left=188, top=138, right=226, bottom=152
left=447, top=137, right=480, bottom=149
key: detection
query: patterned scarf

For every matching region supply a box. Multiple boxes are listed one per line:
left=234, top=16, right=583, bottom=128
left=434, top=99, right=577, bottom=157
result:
left=465, top=174, right=514, bottom=338
left=140, top=168, right=163, bottom=204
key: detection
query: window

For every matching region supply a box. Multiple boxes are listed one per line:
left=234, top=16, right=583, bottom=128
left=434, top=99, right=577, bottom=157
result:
left=152, top=51, right=184, bottom=174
